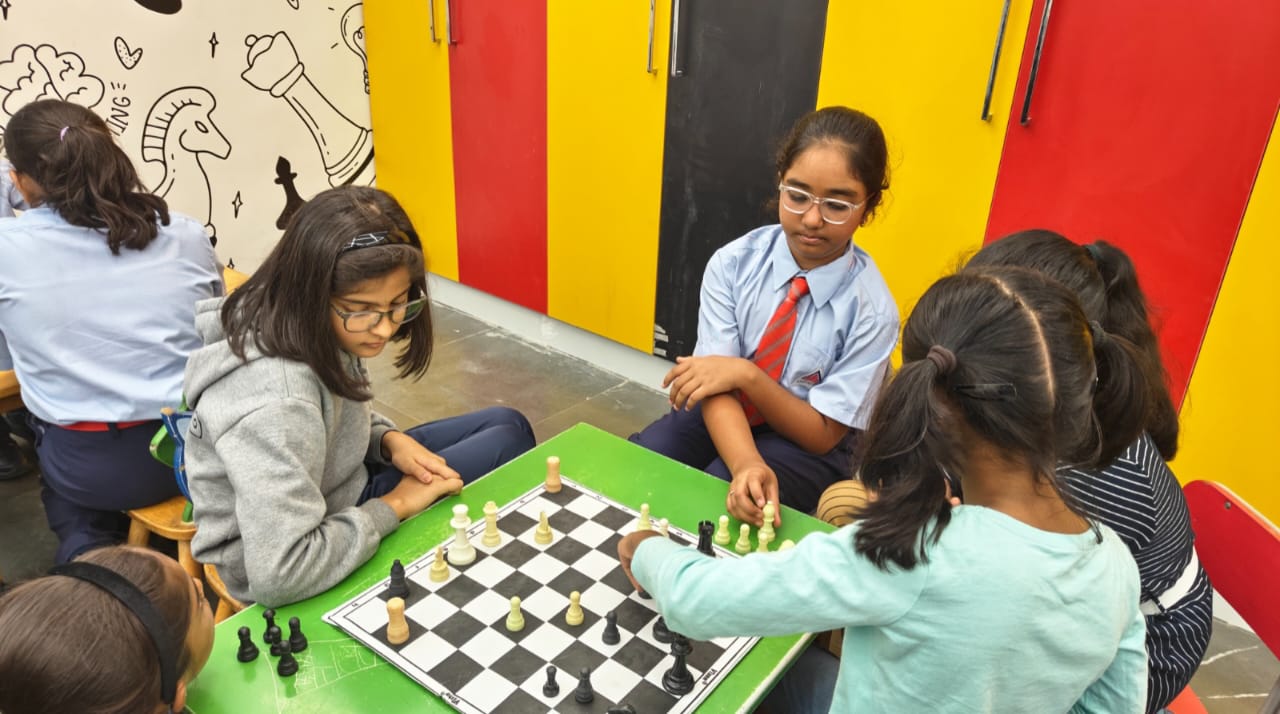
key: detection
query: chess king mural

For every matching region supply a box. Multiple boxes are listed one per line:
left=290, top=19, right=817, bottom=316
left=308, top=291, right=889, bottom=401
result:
left=0, top=0, right=376, bottom=270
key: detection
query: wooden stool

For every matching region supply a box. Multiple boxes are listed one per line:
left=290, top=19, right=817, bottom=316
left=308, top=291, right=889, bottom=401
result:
left=204, top=562, right=246, bottom=623
left=126, top=495, right=199, bottom=580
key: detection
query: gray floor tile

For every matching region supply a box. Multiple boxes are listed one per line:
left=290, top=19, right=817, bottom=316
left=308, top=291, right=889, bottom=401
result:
left=532, top=381, right=670, bottom=443
left=1189, top=621, right=1280, bottom=713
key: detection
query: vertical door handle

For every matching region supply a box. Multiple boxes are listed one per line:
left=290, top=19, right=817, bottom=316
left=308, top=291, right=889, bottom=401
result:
left=445, top=0, right=456, bottom=45
left=428, top=0, right=438, bottom=42
left=981, top=0, right=1012, bottom=121
left=1020, top=0, right=1054, bottom=126
left=647, top=0, right=657, bottom=73
left=669, top=0, right=685, bottom=77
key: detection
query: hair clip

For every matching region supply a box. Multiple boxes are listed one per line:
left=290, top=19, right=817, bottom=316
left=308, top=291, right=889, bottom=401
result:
left=340, top=228, right=416, bottom=254
left=952, top=382, right=1016, bottom=401
left=59, top=126, right=70, bottom=142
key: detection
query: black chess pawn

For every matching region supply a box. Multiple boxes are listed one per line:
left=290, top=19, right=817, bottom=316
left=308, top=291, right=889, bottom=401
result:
left=270, top=636, right=291, bottom=657
left=288, top=616, right=308, bottom=653
left=575, top=667, right=594, bottom=704
left=385, top=558, right=410, bottom=599
left=602, top=609, right=620, bottom=645
left=542, top=664, right=560, bottom=697
left=262, top=608, right=278, bottom=644
left=653, top=615, right=673, bottom=643
left=662, top=634, right=695, bottom=696
left=266, top=625, right=283, bottom=648
left=273, top=156, right=306, bottom=230
left=236, top=626, right=260, bottom=663
left=697, top=519, right=716, bottom=557
left=277, top=648, right=299, bottom=677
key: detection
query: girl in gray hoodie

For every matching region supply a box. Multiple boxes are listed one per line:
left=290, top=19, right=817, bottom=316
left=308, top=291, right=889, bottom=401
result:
left=183, top=186, right=535, bottom=607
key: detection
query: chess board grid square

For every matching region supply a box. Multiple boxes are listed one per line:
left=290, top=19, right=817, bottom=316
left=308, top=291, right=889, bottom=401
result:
left=550, top=641, right=610, bottom=686
left=428, top=652, right=485, bottom=695
left=520, top=621, right=577, bottom=662
left=491, top=538, right=540, bottom=567
left=522, top=584, right=572, bottom=621
left=492, top=686, right=549, bottom=714
left=432, top=610, right=487, bottom=649
left=565, top=519, right=614, bottom=548
left=456, top=668, right=518, bottom=711
left=590, top=657, right=645, bottom=703
left=547, top=568, right=597, bottom=599
left=573, top=549, right=620, bottom=581
left=580, top=581, right=628, bottom=617
left=487, top=608, right=546, bottom=645
left=562, top=492, right=607, bottom=519
left=492, top=570, right=543, bottom=600
left=435, top=573, right=488, bottom=608
left=399, top=630, right=455, bottom=673
left=545, top=535, right=592, bottom=566
left=490, top=643, right=545, bottom=685
left=496, top=510, right=537, bottom=537
left=548, top=507, right=587, bottom=533
left=403, top=591, right=463, bottom=629
left=460, top=624, right=522, bottom=667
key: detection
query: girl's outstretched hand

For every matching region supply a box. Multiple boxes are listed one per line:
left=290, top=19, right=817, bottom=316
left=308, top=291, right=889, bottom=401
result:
left=727, top=462, right=782, bottom=528
left=617, top=530, right=663, bottom=594
left=383, top=431, right=461, bottom=484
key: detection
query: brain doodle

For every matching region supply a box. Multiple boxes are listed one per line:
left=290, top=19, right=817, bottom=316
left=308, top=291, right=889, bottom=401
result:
left=0, top=44, right=106, bottom=124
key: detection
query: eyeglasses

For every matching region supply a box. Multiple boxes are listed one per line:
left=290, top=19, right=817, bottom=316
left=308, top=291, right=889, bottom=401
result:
left=777, top=184, right=863, bottom=225
left=340, top=229, right=416, bottom=254
left=331, top=296, right=428, bottom=332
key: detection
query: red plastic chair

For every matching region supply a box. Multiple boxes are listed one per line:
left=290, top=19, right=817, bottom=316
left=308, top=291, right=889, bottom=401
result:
left=1169, top=480, right=1280, bottom=714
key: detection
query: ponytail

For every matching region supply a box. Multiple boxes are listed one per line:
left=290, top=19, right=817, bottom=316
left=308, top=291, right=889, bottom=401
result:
left=1085, top=322, right=1152, bottom=465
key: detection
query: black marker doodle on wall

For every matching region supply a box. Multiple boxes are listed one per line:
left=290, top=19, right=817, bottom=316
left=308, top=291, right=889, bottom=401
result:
left=114, top=37, right=143, bottom=70
left=133, top=0, right=182, bottom=14
left=340, top=5, right=368, bottom=95
left=241, top=32, right=374, bottom=187
left=209, top=33, right=219, bottom=59
left=142, top=87, right=230, bottom=240
left=273, top=156, right=305, bottom=229
left=286, top=0, right=300, bottom=9
left=1, top=0, right=11, bottom=21
left=0, top=44, right=105, bottom=123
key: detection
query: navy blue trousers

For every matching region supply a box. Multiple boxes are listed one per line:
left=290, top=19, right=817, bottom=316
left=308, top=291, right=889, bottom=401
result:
left=360, top=406, right=535, bottom=502
left=30, top=417, right=180, bottom=564
left=628, top=403, right=857, bottom=514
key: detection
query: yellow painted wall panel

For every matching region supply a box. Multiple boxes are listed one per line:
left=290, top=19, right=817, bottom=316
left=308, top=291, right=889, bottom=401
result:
left=364, top=0, right=459, bottom=280
left=1173, top=115, right=1280, bottom=524
left=817, top=1, right=1034, bottom=330
left=547, top=1, right=670, bottom=351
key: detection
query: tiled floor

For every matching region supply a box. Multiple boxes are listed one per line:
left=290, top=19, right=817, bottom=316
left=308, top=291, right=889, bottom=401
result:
left=1, top=303, right=1275, bottom=711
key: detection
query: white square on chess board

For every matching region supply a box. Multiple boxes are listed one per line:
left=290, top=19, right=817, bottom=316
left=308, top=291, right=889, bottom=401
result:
left=456, top=668, right=518, bottom=711
left=562, top=492, right=608, bottom=519
left=515, top=495, right=561, bottom=522
left=460, top=553, right=518, bottom=588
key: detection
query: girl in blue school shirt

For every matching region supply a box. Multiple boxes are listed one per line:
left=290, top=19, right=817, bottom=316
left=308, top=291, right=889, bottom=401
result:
left=621, top=267, right=1148, bottom=713
left=630, top=106, right=899, bottom=527
left=0, top=99, right=224, bottom=564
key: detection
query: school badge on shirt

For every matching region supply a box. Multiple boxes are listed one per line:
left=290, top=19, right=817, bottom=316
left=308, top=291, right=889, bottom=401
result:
left=794, top=370, right=823, bottom=388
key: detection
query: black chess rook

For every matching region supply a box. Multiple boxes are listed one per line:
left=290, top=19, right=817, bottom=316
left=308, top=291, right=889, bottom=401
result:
left=697, top=519, right=716, bottom=556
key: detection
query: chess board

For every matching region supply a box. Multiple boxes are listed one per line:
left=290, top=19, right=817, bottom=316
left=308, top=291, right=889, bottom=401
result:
left=323, top=478, right=758, bottom=714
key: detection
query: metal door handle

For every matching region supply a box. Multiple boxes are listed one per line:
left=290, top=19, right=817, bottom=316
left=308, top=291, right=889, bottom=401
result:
left=981, top=0, right=1012, bottom=121
left=445, top=0, right=456, bottom=45
left=669, top=0, right=684, bottom=77
left=647, top=0, right=657, bottom=73
left=1020, top=0, right=1054, bottom=126
left=428, top=0, right=438, bottom=42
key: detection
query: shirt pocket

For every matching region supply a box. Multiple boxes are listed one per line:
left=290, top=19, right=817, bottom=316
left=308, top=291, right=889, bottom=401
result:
left=786, top=338, right=834, bottom=396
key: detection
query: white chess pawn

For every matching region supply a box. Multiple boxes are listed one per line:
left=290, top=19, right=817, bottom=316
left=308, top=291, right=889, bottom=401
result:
left=777, top=539, right=796, bottom=551
left=759, top=502, right=777, bottom=542
left=447, top=504, right=476, bottom=565
left=535, top=510, right=554, bottom=545
left=506, top=596, right=525, bottom=632
left=714, top=515, right=732, bottom=545
left=658, top=518, right=670, bottom=538
left=429, top=546, right=450, bottom=582
left=734, top=524, right=752, bottom=554
left=545, top=456, right=563, bottom=493
left=565, top=591, right=584, bottom=626
left=636, top=503, right=652, bottom=531
left=756, top=529, right=772, bottom=554
left=482, top=500, right=502, bottom=547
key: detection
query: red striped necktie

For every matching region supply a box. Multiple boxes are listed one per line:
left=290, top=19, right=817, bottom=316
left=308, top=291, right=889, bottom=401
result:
left=739, top=275, right=810, bottom=425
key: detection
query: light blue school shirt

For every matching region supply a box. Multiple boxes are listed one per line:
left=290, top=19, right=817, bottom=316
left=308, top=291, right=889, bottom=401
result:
left=633, top=507, right=1148, bottom=713
left=0, top=206, right=224, bottom=424
left=1, top=160, right=25, bottom=217
left=694, top=224, right=899, bottom=430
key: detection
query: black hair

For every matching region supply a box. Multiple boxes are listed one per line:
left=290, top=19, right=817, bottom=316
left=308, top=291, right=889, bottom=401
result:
left=221, top=186, right=433, bottom=401
left=773, top=106, right=890, bottom=223
left=967, top=230, right=1179, bottom=460
left=4, top=99, right=170, bottom=255
left=855, top=267, right=1100, bottom=570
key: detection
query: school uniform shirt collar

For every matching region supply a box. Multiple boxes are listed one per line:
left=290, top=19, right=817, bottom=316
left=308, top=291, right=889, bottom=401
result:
left=767, top=233, right=861, bottom=309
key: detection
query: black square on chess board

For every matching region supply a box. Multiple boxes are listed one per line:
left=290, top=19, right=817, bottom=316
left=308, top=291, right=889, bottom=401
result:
left=323, top=478, right=758, bottom=714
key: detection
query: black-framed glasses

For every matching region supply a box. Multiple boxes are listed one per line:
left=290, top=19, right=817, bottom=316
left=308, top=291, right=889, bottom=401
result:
left=331, top=296, right=428, bottom=332
left=778, top=184, right=864, bottom=225
left=340, top=229, right=416, bottom=254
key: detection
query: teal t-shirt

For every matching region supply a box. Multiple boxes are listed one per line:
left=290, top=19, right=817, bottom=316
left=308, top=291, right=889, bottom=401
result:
left=633, top=506, right=1147, bottom=713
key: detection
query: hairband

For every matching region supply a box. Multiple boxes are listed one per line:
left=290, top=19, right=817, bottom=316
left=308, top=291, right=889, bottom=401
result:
left=1088, top=320, right=1109, bottom=347
left=59, top=126, right=70, bottom=142
left=1083, top=242, right=1102, bottom=264
left=340, top=228, right=417, bottom=254
left=48, top=562, right=180, bottom=706
left=925, top=345, right=957, bottom=375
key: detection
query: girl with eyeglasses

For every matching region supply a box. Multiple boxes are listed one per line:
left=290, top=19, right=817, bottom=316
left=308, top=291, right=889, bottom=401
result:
left=0, top=99, right=224, bottom=564
left=630, top=106, right=899, bottom=527
left=182, top=186, right=535, bottom=607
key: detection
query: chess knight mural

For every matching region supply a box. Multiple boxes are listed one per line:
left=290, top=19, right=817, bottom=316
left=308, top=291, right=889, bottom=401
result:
left=0, top=0, right=375, bottom=269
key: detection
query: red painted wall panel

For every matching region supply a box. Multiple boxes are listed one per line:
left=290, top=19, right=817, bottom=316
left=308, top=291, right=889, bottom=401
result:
left=986, top=0, right=1280, bottom=405
left=448, top=0, right=547, bottom=312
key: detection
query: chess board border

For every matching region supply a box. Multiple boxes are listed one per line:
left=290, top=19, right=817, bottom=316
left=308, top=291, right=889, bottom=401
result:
left=323, top=478, right=759, bottom=714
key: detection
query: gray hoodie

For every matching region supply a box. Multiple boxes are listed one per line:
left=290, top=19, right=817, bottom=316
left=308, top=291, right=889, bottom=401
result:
left=184, top=297, right=400, bottom=607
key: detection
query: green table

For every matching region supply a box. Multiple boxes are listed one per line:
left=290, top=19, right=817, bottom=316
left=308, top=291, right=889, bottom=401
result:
left=188, top=424, right=834, bottom=713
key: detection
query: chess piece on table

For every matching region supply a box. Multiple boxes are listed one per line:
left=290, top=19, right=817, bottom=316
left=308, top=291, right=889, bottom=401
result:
left=385, top=558, right=410, bottom=599
left=565, top=591, right=584, bottom=626
left=658, top=518, right=670, bottom=538
left=542, top=664, right=560, bottom=697
left=778, top=539, right=796, bottom=551
left=447, top=504, right=476, bottom=565
left=545, top=456, right=562, bottom=493
left=635, top=503, right=652, bottom=531
left=429, top=546, right=450, bottom=582
left=652, top=615, right=673, bottom=643
left=266, top=625, right=283, bottom=648
left=575, top=667, right=595, bottom=704
left=482, top=500, right=502, bottom=547
left=386, top=597, right=410, bottom=645
left=662, top=633, right=695, bottom=696
left=507, top=596, right=526, bottom=632
left=757, top=529, right=772, bottom=553
left=714, top=515, right=732, bottom=545
left=236, top=626, right=260, bottom=662
left=759, top=502, right=777, bottom=542
left=262, top=608, right=279, bottom=644
left=535, top=510, right=554, bottom=545
left=270, top=637, right=291, bottom=657
left=602, top=609, right=620, bottom=645
left=735, top=523, right=752, bottom=554
left=696, top=520, right=716, bottom=556
left=277, top=648, right=299, bottom=677
left=288, top=616, right=308, bottom=653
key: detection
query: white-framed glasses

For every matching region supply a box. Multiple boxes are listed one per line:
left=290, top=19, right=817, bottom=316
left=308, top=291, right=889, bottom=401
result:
left=331, top=296, right=428, bottom=332
left=777, top=184, right=863, bottom=225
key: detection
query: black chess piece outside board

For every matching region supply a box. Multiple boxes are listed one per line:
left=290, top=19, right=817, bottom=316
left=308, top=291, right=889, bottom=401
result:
left=697, top=519, right=716, bottom=556
left=236, top=626, right=259, bottom=663
left=262, top=608, right=278, bottom=644
left=277, top=649, right=299, bottom=677
left=288, top=616, right=308, bottom=652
